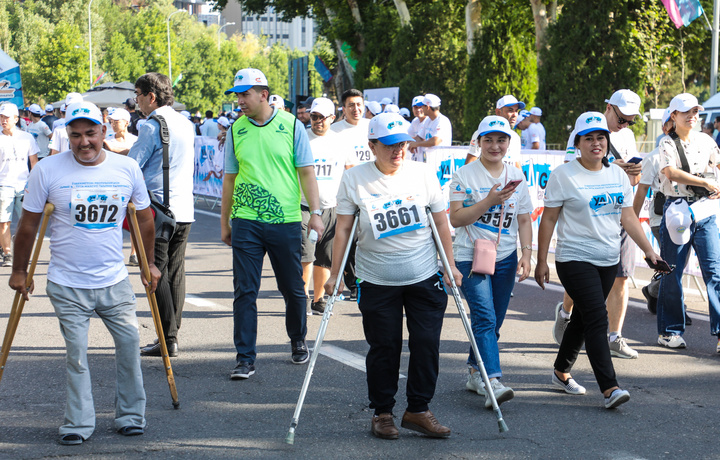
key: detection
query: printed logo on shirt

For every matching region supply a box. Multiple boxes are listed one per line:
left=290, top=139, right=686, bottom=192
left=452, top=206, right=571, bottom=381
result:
left=276, top=123, right=287, bottom=134
left=589, top=192, right=624, bottom=212
left=237, top=127, right=248, bottom=137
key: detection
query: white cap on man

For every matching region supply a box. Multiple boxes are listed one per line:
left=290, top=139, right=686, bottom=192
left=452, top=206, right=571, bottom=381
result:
left=65, top=102, right=103, bottom=126
left=605, top=89, right=641, bottom=116
left=412, top=96, right=425, bottom=107
left=65, top=92, right=83, bottom=106
left=46, top=104, right=55, bottom=113
left=108, top=107, right=131, bottom=122
left=181, top=110, right=191, bottom=119
left=28, top=104, right=44, bottom=116
left=310, top=97, right=335, bottom=118
left=423, top=94, right=441, bottom=107
left=380, top=97, right=393, bottom=106
left=530, top=107, right=543, bottom=116
left=399, top=107, right=411, bottom=118
left=225, top=68, right=268, bottom=94
left=217, top=116, right=230, bottom=128
left=383, top=104, right=400, bottom=114
left=496, top=95, right=526, bottom=110
left=366, top=101, right=382, bottom=116
left=269, top=94, right=285, bottom=109
left=0, top=102, right=19, bottom=117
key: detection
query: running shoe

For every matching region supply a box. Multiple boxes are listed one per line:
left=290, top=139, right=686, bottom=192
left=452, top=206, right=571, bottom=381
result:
left=465, top=369, right=486, bottom=396
left=657, top=335, right=686, bottom=348
left=552, top=301, right=570, bottom=345
left=484, top=379, right=514, bottom=409
left=609, top=336, right=638, bottom=359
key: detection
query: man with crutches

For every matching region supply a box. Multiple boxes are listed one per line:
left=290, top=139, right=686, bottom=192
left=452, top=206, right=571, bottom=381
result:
left=8, top=101, right=160, bottom=446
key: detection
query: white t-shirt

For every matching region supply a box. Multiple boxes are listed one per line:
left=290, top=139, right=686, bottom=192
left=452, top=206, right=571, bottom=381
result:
left=49, top=122, right=69, bottom=153
left=424, top=113, right=452, bottom=147
left=104, top=132, right=138, bottom=152
left=22, top=150, right=151, bottom=289
left=639, top=149, right=663, bottom=227
left=565, top=128, right=637, bottom=163
left=303, top=129, right=357, bottom=208
left=0, top=130, right=39, bottom=189
left=52, top=118, right=65, bottom=131
left=526, top=123, right=546, bottom=150
left=544, top=160, right=633, bottom=266
left=467, top=129, right=480, bottom=158
left=449, top=162, right=533, bottom=262
left=657, top=131, right=720, bottom=198
left=408, top=116, right=425, bottom=139
left=468, top=129, right=521, bottom=169
left=330, top=118, right=374, bottom=164
left=410, top=117, right=430, bottom=162
left=336, top=160, right=445, bottom=286
left=26, top=120, right=52, bottom=158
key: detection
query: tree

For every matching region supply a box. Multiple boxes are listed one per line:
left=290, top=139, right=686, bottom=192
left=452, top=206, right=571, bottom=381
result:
left=101, top=32, right=146, bottom=83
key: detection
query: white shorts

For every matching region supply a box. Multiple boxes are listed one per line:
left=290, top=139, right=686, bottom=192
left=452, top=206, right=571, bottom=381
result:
left=0, top=186, right=23, bottom=223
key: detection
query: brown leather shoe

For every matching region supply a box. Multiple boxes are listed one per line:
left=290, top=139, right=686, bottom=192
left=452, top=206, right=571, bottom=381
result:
left=401, top=410, right=450, bottom=438
left=371, top=413, right=399, bottom=440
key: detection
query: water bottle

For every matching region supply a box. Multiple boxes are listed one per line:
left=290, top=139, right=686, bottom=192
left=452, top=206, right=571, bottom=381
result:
left=463, top=188, right=475, bottom=207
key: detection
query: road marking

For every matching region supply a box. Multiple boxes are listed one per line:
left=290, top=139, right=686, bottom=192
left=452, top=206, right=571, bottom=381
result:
left=317, top=343, right=406, bottom=378
left=185, top=294, right=227, bottom=310
left=195, top=209, right=221, bottom=218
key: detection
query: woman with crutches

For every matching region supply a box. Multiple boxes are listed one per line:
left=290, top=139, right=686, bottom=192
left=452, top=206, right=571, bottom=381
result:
left=325, top=112, right=462, bottom=440
left=534, top=112, right=664, bottom=409
left=448, top=115, right=533, bottom=409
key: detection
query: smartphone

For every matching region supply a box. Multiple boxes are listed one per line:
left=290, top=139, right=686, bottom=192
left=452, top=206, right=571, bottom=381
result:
left=645, top=258, right=673, bottom=273
left=502, top=180, right=523, bottom=191
left=626, top=157, right=643, bottom=164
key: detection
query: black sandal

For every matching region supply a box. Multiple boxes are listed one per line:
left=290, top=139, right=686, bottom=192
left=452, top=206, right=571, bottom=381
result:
left=59, top=433, right=83, bottom=445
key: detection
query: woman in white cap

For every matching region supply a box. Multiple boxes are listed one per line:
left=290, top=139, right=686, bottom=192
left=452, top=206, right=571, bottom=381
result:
left=325, top=112, right=461, bottom=440
left=103, top=108, right=137, bottom=153
left=535, top=112, right=663, bottom=409
left=448, top=115, right=533, bottom=409
left=655, top=93, right=720, bottom=350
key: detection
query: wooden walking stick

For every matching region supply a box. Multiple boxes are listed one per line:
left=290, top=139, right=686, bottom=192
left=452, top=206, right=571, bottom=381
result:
left=126, top=202, right=180, bottom=409
left=0, top=203, right=55, bottom=385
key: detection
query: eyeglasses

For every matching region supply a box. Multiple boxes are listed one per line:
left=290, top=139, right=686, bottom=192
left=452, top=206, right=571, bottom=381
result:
left=310, top=113, right=329, bottom=122
left=379, top=141, right=408, bottom=152
left=612, top=106, right=636, bottom=126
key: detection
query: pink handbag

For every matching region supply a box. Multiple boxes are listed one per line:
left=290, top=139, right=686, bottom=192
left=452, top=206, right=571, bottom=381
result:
left=468, top=171, right=506, bottom=275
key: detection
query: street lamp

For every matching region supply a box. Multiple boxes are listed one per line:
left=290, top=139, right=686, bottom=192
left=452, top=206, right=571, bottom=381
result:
left=217, top=22, right=236, bottom=50
left=88, top=0, right=95, bottom=87
left=167, top=9, right=189, bottom=82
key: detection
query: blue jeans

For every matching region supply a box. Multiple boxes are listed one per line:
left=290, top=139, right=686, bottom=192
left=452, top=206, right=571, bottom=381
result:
left=658, top=210, right=720, bottom=337
left=457, top=250, right=518, bottom=379
left=231, top=218, right=307, bottom=364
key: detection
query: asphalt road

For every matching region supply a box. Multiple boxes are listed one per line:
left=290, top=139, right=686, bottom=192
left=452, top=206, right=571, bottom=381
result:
left=1, top=200, right=719, bottom=459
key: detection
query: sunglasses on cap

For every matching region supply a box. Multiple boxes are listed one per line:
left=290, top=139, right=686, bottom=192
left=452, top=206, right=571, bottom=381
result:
left=612, top=106, right=636, bottom=126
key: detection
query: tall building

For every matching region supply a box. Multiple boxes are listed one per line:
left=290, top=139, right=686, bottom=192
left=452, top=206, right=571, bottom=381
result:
left=240, top=7, right=316, bottom=52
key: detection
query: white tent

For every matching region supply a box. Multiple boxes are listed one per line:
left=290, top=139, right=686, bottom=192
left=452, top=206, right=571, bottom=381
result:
left=52, top=81, right=186, bottom=111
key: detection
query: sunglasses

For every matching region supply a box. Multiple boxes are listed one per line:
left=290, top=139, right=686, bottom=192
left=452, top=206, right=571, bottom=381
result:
left=612, top=106, right=636, bottom=126
left=310, top=113, right=329, bottom=122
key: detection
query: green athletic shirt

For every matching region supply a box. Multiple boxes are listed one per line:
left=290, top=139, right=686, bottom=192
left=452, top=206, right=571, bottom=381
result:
left=230, top=110, right=302, bottom=223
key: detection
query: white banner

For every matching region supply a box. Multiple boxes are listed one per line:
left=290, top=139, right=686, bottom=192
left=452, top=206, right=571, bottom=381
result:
left=193, top=136, right=224, bottom=199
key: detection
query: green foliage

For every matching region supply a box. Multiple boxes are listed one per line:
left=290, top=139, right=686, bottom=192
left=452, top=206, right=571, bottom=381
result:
left=101, top=32, right=146, bottom=83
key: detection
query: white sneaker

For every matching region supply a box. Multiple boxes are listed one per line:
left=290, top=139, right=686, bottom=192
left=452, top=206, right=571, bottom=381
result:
left=465, top=369, right=486, bottom=396
left=484, top=379, right=514, bottom=409
left=551, top=372, right=586, bottom=395
left=553, top=302, right=570, bottom=345
left=609, top=336, right=638, bottom=359
left=604, top=389, right=630, bottom=409
left=657, top=335, right=687, bottom=348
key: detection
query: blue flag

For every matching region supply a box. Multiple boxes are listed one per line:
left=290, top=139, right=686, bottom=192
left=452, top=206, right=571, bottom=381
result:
left=314, top=56, right=333, bottom=82
left=677, top=0, right=703, bottom=27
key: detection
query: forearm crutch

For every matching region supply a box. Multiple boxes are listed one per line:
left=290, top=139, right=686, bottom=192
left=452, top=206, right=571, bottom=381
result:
left=286, top=212, right=359, bottom=445
left=0, top=203, right=54, bottom=385
left=425, top=207, right=509, bottom=433
left=126, top=203, right=180, bottom=409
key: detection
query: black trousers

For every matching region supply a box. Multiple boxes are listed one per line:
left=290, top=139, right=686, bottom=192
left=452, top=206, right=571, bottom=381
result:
left=358, top=273, right=447, bottom=415
left=154, top=222, right=192, bottom=344
left=555, top=261, right=618, bottom=393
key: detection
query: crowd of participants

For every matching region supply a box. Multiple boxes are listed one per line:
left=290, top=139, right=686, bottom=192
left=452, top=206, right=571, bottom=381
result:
left=2, top=67, right=719, bottom=445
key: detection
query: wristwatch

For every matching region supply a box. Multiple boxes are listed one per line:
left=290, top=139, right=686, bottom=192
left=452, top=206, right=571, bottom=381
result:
left=310, top=209, right=323, bottom=216
left=521, top=245, right=532, bottom=251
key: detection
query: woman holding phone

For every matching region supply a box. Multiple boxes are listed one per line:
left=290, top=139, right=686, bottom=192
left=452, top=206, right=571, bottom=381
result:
left=534, top=112, right=664, bottom=409
left=449, top=115, right=533, bottom=409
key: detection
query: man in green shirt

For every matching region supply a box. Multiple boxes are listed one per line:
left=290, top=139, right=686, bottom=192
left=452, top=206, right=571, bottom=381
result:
left=221, top=68, right=324, bottom=380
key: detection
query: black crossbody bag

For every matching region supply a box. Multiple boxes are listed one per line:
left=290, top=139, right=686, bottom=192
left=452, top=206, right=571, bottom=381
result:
left=148, top=114, right=176, bottom=243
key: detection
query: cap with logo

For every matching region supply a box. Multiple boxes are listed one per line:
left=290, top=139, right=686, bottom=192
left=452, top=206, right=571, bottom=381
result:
left=605, top=89, right=641, bottom=116
left=412, top=96, right=425, bottom=107
left=225, top=68, right=268, bottom=95
left=28, top=104, right=44, bottom=116
left=665, top=198, right=692, bottom=245
left=45, top=104, right=55, bottom=112
left=109, top=108, right=131, bottom=122
left=496, top=95, right=526, bottom=110
left=573, top=111, right=610, bottom=136
left=515, top=110, right=531, bottom=127
left=668, top=93, right=703, bottom=114
left=383, top=104, right=400, bottom=114
left=368, top=112, right=414, bottom=145
left=0, top=102, right=19, bottom=117
left=366, top=101, right=382, bottom=116
left=423, top=93, right=441, bottom=107
left=65, top=102, right=103, bottom=126
left=310, top=97, right=335, bottom=118
left=269, top=95, right=285, bottom=109
left=217, top=116, right=230, bottom=128
left=477, top=115, right=514, bottom=138
left=530, top=107, right=542, bottom=116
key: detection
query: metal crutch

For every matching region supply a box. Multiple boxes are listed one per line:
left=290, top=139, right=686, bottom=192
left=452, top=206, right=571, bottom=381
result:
left=0, top=203, right=54, bottom=385
left=286, top=212, right=359, bottom=445
left=425, top=207, right=509, bottom=433
left=126, top=203, right=180, bottom=409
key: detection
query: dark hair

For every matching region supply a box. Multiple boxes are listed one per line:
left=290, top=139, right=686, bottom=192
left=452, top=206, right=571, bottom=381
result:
left=341, top=89, right=363, bottom=106
left=205, top=110, right=213, bottom=118
left=252, top=85, right=270, bottom=96
left=135, top=72, right=174, bottom=107
left=573, top=130, right=609, bottom=147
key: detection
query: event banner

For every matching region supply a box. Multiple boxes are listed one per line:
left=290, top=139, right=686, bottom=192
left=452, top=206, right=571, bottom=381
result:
left=193, top=136, right=223, bottom=198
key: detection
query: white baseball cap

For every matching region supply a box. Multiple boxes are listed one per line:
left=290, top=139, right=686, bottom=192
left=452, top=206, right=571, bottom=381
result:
left=181, top=110, right=191, bottom=119
left=477, top=115, right=514, bottom=138
left=65, top=101, right=103, bottom=126
left=668, top=93, right=703, bottom=114
left=65, top=92, right=83, bottom=105
left=665, top=198, right=692, bottom=245
left=60, top=103, right=67, bottom=112
left=368, top=112, right=414, bottom=145
left=269, top=94, right=285, bottom=109
left=225, top=68, right=268, bottom=94
left=399, top=107, right=410, bottom=118
left=45, top=104, right=54, bottom=112
left=662, top=107, right=673, bottom=125
left=310, top=97, right=335, bottom=117
left=423, top=93, right=441, bottom=107
left=0, top=102, right=19, bottom=117
left=605, top=89, right=641, bottom=116
left=530, top=107, right=542, bottom=116
left=515, top=110, right=531, bottom=127
left=496, top=95, right=526, bottom=110
left=412, top=96, right=424, bottom=107
left=366, top=101, right=382, bottom=116
left=28, top=104, right=44, bottom=116
left=217, top=116, right=230, bottom=128
left=383, top=104, right=400, bottom=114
left=380, top=97, right=393, bottom=105
left=108, top=107, right=131, bottom=122
left=573, top=111, right=610, bottom=136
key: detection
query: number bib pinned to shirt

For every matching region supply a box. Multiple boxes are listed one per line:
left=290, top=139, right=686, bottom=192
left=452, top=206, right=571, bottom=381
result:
left=366, top=195, right=427, bottom=240
left=71, top=188, right=122, bottom=229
